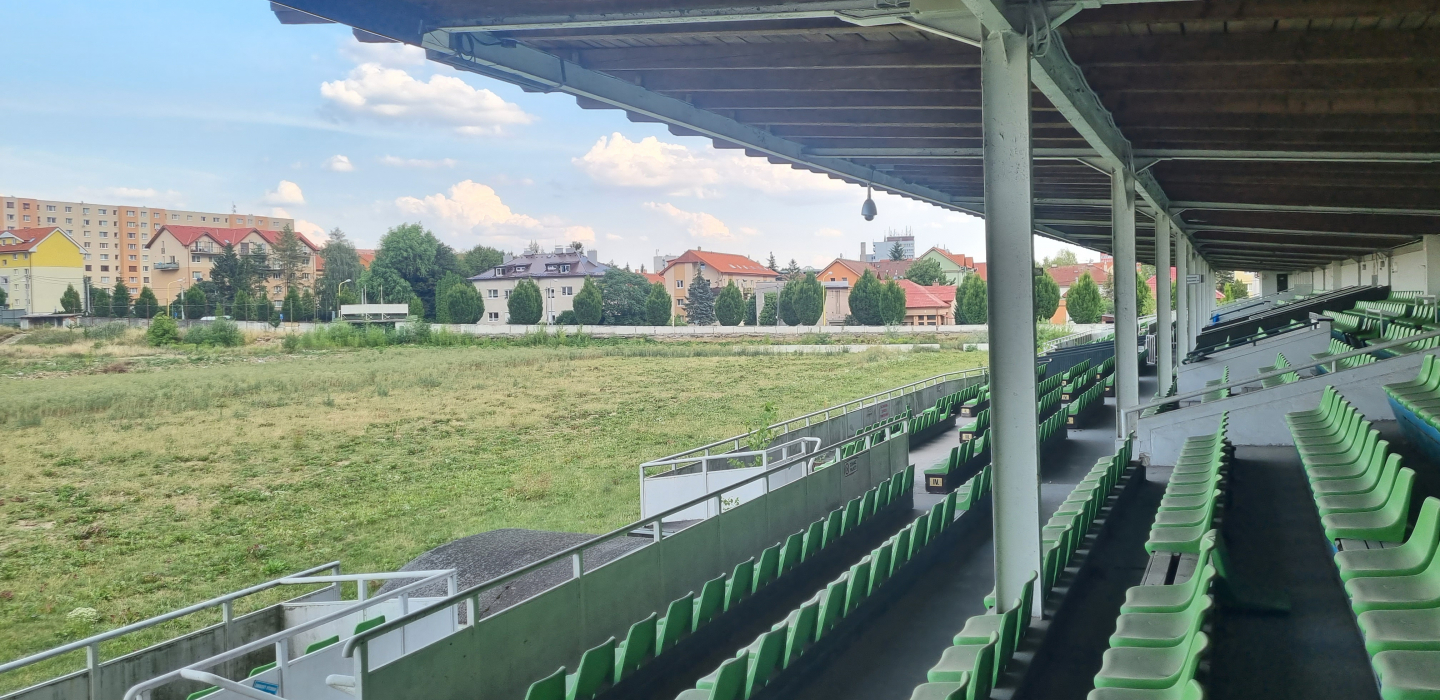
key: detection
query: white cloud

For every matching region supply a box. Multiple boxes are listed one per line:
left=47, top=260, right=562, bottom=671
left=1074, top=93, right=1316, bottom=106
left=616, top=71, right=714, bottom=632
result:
left=379, top=155, right=458, bottom=169
left=575, top=133, right=849, bottom=198
left=396, top=179, right=593, bottom=248
left=294, top=220, right=328, bottom=245
left=325, top=155, right=354, bottom=172
left=341, top=40, right=427, bottom=68
left=320, top=63, right=534, bottom=136
left=605, top=233, right=624, bottom=241
left=263, top=180, right=306, bottom=205
left=815, top=227, right=844, bottom=238
left=78, top=187, right=185, bottom=207
left=643, top=202, right=732, bottom=241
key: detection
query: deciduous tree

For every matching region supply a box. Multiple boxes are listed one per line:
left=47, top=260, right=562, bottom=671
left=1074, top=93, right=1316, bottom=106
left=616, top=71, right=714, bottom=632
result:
left=133, top=287, right=160, bottom=319
left=598, top=269, right=651, bottom=325
left=60, top=284, right=82, bottom=314
left=1066, top=272, right=1104, bottom=324
left=904, top=258, right=948, bottom=286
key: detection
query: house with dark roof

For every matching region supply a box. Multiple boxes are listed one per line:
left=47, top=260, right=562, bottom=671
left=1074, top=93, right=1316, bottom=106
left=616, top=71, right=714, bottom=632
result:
left=146, top=224, right=320, bottom=307
left=468, top=247, right=611, bottom=323
left=658, top=249, right=779, bottom=321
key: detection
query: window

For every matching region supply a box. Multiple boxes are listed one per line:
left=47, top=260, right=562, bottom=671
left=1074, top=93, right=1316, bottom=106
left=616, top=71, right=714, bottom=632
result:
left=676, top=279, right=684, bottom=288
left=100, top=265, right=109, bottom=272
left=562, top=286, right=574, bottom=296
left=100, top=276, right=110, bottom=283
left=142, top=255, right=148, bottom=261
left=171, top=214, right=178, bottom=220
left=46, top=205, right=55, bottom=212
left=140, top=222, right=147, bottom=229
left=487, top=289, right=498, bottom=298
left=143, top=264, right=149, bottom=271
left=100, top=242, right=109, bottom=249
left=504, top=289, right=512, bottom=299
left=3, top=214, right=10, bottom=221
left=65, top=206, right=72, bottom=213
left=83, top=231, right=90, bottom=237
left=143, top=277, right=149, bottom=283
left=21, top=215, right=29, bottom=222
left=127, top=210, right=135, bottom=216
left=99, top=221, right=108, bottom=227
left=3, top=202, right=10, bottom=208
left=561, top=264, right=571, bottom=273
left=128, top=255, right=137, bottom=261
left=100, top=231, right=108, bottom=238
left=46, top=217, right=55, bottom=223
left=128, top=244, right=136, bottom=250
left=83, top=208, right=90, bottom=214
left=192, top=255, right=201, bottom=263
left=83, top=219, right=90, bottom=226
left=98, top=208, right=107, bottom=215
left=186, top=215, right=193, bottom=221
left=546, top=288, right=555, bottom=298
left=488, top=312, right=499, bottom=321
left=193, top=272, right=203, bottom=281
left=273, top=285, right=282, bottom=294
left=127, top=222, right=137, bottom=228
left=22, top=203, right=29, bottom=210
left=83, top=242, right=90, bottom=248
left=65, top=218, right=72, bottom=224
left=129, top=266, right=137, bottom=272
left=85, top=265, right=92, bottom=272
left=129, top=277, right=137, bottom=284
left=100, top=254, right=108, bottom=260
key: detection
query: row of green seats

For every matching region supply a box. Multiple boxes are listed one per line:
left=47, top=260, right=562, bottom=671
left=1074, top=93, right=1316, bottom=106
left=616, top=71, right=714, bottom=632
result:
left=1374, top=323, right=1440, bottom=356
left=1066, top=381, right=1105, bottom=427
left=1141, top=381, right=1179, bottom=419
left=1356, top=300, right=1423, bottom=319
left=926, top=429, right=989, bottom=491
left=959, top=387, right=992, bottom=418
left=1257, top=352, right=1300, bottom=389
left=959, top=408, right=990, bottom=440
left=1386, top=355, right=1440, bottom=434
left=1038, top=408, right=1065, bottom=449
left=1038, top=371, right=1064, bottom=397
left=1145, top=416, right=1230, bottom=555
left=1287, top=385, right=1440, bottom=700
left=856, top=408, right=913, bottom=438
left=1089, top=533, right=1215, bottom=699
left=919, top=442, right=1133, bottom=700
left=677, top=469, right=984, bottom=700
left=1286, top=387, right=1414, bottom=542
left=1062, top=366, right=1100, bottom=401
left=1312, top=337, right=1378, bottom=372
left=526, top=467, right=916, bottom=700
left=910, top=384, right=981, bottom=439
left=1038, top=387, right=1062, bottom=419
left=1200, top=366, right=1230, bottom=403
left=185, top=617, right=386, bottom=700
left=1063, top=359, right=1092, bottom=383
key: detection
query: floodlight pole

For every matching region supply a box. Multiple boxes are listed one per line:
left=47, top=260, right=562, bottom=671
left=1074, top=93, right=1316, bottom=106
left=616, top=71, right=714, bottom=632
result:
left=980, top=23, right=1042, bottom=617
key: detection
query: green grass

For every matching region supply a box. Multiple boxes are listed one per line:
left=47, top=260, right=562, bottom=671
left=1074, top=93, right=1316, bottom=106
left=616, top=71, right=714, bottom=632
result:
left=0, top=344, right=985, bottom=692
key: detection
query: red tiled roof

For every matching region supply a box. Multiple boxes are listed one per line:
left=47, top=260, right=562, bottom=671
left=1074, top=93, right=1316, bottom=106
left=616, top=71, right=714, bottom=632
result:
left=1144, top=268, right=1177, bottom=295
left=825, top=258, right=877, bottom=279
left=357, top=249, right=376, bottom=268
left=897, top=279, right=957, bottom=309
left=0, top=227, right=65, bottom=252
left=149, top=225, right=319, bottom=251
left=642, top=272, right=664, bottom=284
left=973, top=262, right=987, bottom=281
left=924, top=247, right=978, bottom=270
left=1045, top=262, right=1108, bottom=287
left=873, top=259, right=913, bottom=279
left=660, top=249, right=779, bottom=278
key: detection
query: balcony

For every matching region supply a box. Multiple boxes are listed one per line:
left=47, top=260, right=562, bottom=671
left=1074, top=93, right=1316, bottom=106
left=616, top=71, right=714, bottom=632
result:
left=153, top=261, right=180, bottom=271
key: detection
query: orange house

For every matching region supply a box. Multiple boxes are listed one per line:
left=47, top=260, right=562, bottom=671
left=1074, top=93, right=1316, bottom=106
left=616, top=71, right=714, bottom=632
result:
left=659, top=249, right=780, bottom=320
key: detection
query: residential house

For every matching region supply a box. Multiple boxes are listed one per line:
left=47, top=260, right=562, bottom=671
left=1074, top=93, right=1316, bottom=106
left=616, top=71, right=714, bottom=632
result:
left=915, top=247, right=981, bottom=285
left=468, top=248, right=610, bottom=323
left=0, top=227, right=85, bottom=314
left=659, top=249, right=780, bottom=321
left=816, top=258, right=923, bottom=324
left=897, top=280, right=956, bottom=326
left=146, top=225, right=320, bottom=307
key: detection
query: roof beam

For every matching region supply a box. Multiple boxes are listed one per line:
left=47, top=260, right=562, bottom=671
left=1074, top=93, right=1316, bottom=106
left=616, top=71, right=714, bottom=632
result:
left=1172, top=201, right=1440, bottom=217
left=805, top=148, right=1440, bottom=163
left=1037, top=220, right=1416, bottom=240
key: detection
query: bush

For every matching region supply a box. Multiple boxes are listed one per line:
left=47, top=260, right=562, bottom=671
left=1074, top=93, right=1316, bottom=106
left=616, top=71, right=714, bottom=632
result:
left=185, top=319, right=244, bottom=347
left=793, top=273, right=824, bottom=326
left=573, top=278, right=603, bottom=325
left=880, top=280, right=906, bottom=325
left=645, top=282, right=671, bottom=325
left=509, top=280, right=544, bottom=325
left=1034, top=271, right=1061, bottom=321
left=83, top=323, right=128, bottom=341
left=715, top=281, right=745, bottom=326
left=1066, top=272, right=1104, bottom=324
left=848, top=270, right=883, bottom=325
left=146, top=314, right=181, bottom=346
left=555, top=310, right=578, bottom=325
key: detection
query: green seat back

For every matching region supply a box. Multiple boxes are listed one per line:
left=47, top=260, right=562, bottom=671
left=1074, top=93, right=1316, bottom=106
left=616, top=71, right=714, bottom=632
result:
left=817, top=575, right=848, bottom=637
left=524, top=667, right=566, bottom=700
left=784, top=597, right=820, bottom=665
left=802, top=519, right=825, bottom=560
left=861, top=489, right=876, bottom=522
left=615, top=613, right=656, bottom=681
left=871, top=543, right=893, bottom=592
left=707, top=655, right=748, bottom=700
left=186, top=688, right=219, bottom=700
left=744, top=627, right=787, bottom=697
left=842, top=497, right=863, bottom=535
left=895, top=525, right=913, bottom=567
left=754, top=545, right=780, bottom=591
left=912, top=513, right=931, bottom=554
left=779, top=532, right=804, bottom=573
left=659, top=592, right=694, bottom=650
left=929, top=502, right=946, bottom=541
left=726, top=559, right=755, bottom=610
left=845, top=558, right=872, bottom=615
left=823, top=509, right=844, bottom=548
left=248, top=662, right=277, bottom=678
left=694, top=575, right=726, bottom=628
left=304, top=635, right=340, bottom=654
left=353, top=615, right=386, bottom=635
left=567, top=637, right=615, bottom=700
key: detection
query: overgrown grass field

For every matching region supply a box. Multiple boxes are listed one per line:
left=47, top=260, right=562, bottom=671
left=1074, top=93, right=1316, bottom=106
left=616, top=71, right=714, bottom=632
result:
left=0, top=342, right=985, bottom=691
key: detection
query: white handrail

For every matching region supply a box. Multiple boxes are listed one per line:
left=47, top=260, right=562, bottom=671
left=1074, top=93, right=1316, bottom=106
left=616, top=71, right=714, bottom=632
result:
left=179, top=670, right=289, bottom=700
left=122, top=570, right=455, bottom=700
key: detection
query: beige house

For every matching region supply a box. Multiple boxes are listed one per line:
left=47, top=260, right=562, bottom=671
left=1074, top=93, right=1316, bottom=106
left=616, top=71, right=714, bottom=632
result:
left=0, top=227, right=85, bottom=314
left=659, top=249, right=780, bottom=320
left=146, top=225, right=318, bottom=306
left=468, top=248, right=610, bottom=323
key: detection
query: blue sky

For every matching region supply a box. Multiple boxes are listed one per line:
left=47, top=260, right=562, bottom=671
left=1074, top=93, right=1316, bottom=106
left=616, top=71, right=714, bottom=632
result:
left=0, top=1, right=1094, bottom=271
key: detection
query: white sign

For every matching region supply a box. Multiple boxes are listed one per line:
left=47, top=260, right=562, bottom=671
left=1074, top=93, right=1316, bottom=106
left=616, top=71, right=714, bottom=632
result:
left=1185, top=274, right=1203, bottom=284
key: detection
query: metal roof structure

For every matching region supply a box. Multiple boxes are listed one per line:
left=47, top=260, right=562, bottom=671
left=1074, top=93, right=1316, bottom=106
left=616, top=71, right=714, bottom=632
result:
left=272, top=0, right=1438, bottom=271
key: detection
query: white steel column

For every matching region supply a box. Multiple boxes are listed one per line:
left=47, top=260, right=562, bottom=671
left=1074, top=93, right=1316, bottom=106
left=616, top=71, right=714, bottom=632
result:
left=1155, top=217, right=1173, bottom=393
left=980, top=25, right=1042, bottom=615
left=1176, top=237, right=1191, bottom=363
left=1112, top=169, right=1139, bottom=433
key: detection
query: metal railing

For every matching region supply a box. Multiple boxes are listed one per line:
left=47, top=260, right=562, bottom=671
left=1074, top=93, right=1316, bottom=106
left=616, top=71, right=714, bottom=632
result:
left=639, top=437, right=821, bottom=518
left=337, top=418, right=908, bottom=680
left=122, top=570, right=458, bottom=700
left=1184, top=317, right=1328, bottom=364
left=640, top=367, right=988, bottom=475
left=1122, top=327, right=1440, bottom=434
left=0, top=561, right=341, bottom=700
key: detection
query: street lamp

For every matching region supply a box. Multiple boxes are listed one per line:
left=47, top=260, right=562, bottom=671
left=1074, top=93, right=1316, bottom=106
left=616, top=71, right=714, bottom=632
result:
left=334, top=279, right=352, bottom=322
left=165, top=279, right=188, bottom=320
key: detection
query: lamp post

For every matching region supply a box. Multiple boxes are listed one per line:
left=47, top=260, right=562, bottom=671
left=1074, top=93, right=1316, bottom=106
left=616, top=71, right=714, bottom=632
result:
left=335, top=278, right=352, bottom=322
left=166, top=279, right=187, bottom=321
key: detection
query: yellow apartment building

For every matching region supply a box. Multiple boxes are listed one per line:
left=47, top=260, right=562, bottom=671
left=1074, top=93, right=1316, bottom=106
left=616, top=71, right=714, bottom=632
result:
left=0, top=227, right=86, bottom=314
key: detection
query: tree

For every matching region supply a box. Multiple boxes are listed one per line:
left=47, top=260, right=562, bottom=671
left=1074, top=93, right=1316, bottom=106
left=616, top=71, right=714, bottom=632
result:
left=793, top=273, right=824, bottom=326
left=358, top=265, right=413, bottom=305
left=60, top=284, right=82, bottom=314
left=782, top=259, right=801, bottom=281
left=0, top=286, right=7, bottom=308
left=133, top=287, right=160, bottom=318
left=1066, top=272, right=1104, bottom=323
left=282, top=287, right=302, bottom=322
left=1213, top=269, right=1236, bottom=294
left=1034, top=271, right=1061, bottom=322
left=408, top=296, right=425, bottom=318
left=759, top=293, right=778, bottom=325
left=889, top=241, right=906, bottom=261
left=90, top=287, right=111, bottom=317
left=442, top=283, right=483, bottom=324
left=744, top=293, right=757, bottom=326
left=715, top=281, right=744, bottom=326
left=961, top=274, right=988, bottom=325
left=211, top=244, right=255, bottom=303
left=778, top=279, right=799, bottom=326
left=686, top=273, right=717, bottom=325
left=556, top=310, right=578, bottom=325
left=299, top=289, right=317, bottom=322
left=1224, top=280, right=1250, bottom=303
left=184, top=285, right=208, bottom=320
left=766, top=253, right=779, bottom=272
left=111, top=280, right=132, bottom=318
left=881, top=279, right=907, bottom=325
left=317, top=229, right=363, bottom=318
left=432, top=272, right=468, bottom=322
left=146, top=312, right=180, bottom=346
left=525, top=240, right=541, bottom=255
left=1136, top=271, right=1156, bottom=316
left=371, top=223, right=455, bottom=317
left=273, top=226, right=309, bottom=290
left=231, top=290, right=252, bottom=321
left=644, top=282, right=671, bottom=325
left=573, top=277, right=604, bottom=324
left=598, top=268, right=651, bottom=325
left=1042, top=249, right=1079, bottom=267
left=848, top=270, right=883, bottom=325
left=458, top=244, right=505, bottom=278
left=904, top=258, right=948, bottom=286
left=508, top=279, right=543, bottom=324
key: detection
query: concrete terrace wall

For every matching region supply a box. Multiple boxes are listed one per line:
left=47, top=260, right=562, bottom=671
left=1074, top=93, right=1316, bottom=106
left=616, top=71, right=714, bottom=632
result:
left=415, top=322, right=992, bottom=337
left=1177, top=322, right=1331, bottom=393
left=361, top=438, right=910, bottom=700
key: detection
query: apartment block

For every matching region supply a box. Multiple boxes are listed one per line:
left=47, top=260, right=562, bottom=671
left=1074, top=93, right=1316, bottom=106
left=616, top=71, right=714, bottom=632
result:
left=146, top=225, right=319, bottom=306
left=468, top=248, right=609, bottom=323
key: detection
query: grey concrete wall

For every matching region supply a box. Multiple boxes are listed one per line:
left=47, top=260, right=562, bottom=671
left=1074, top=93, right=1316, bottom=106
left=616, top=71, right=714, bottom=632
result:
left=1177, top=322, right=1331, bottom=393
left=764, top=374, right=987, bottom=454
left=416, top=322, right=990, bottom=338
left=362, top=438, right=909, bottom=700
left=1138, top=350, right=1431, bottom=466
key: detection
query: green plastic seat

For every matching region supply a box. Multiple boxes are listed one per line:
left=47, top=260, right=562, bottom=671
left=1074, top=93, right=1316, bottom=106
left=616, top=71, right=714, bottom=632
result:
left=802, top=519, right=825, bottom=560
left=1093, top=632, right=1208, bottom=690
left=742, top=627, right=787, bottom=698
left=1110, top=595, right=1213, bottom=648
left=1337, top=498, right=1440, bottom=582
left=779, top=532, right=804, bottom=574
left=1086, top=679, right=1205, bottom=700
left=909, top=680, right=970, bottom=700
left=658, top=592, right=694, bottom=651
left=871, top=543, right=893, bottom=592
left=1323, top=467, right=1414, bottom=543
left=614, top=613, right=656, bottom=681
left=565, top=637, right=615, bottom=700
left=1358, top=608, right=1440, bottom=656
left=694, top=575, right=726, bottom=629
left=1316, top=455, right=1406, bottom=516
left=1371, top=650, right=1440, bottom=700
left=524, top=667, right=566, bottom=700
left=677, top=656, right=746, bottom=700
left=842, top=497, right=862, bottom=535
left=354, top=615, right=386, bottom=635
left=305, top=635, right=340, bottom=654
left=927, top=632, right=996, bottom=700
left=186, top=688, right=220, bottom=700
left=1347, top=545, right=1440, bottom=614
left=1311, top=439, right=1388, bottom=494
left=822, top=509, right=843, bottom=548
left=846, top=558, right=872, bottom=615
left=817, top=575, right=848, bottom=638
left=779, top=595, right=820, bottom=667
left=913, top=513, right=931, bottom=554
left=1286, top=386, right=1340, bottom=426
left=248, top=662, right=276, bottom=677
left=725, top=559, right=755, bottom=610
left=895, top=526, right=913, bottom=568
left=1145, top=496, right=1218, bottom=555
left=1307, top=431, right=1383, bottom=481
left=1122, top=553, right=1216, bottom=614
left=753, top=544, right=780, bottom=591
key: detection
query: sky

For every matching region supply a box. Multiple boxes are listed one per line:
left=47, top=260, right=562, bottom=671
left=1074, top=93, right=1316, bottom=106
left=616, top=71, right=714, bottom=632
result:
left=0, top=1, right=1097, bottom=272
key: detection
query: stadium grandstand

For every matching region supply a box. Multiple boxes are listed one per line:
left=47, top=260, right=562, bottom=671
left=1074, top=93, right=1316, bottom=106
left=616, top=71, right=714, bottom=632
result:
left=4, top=1, right=1440, bottom=699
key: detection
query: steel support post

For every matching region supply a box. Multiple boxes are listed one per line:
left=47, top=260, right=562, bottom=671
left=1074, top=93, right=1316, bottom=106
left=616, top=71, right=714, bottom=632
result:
left=980, top=25, right=1042, bottom=615
left=1155, top=217, right=1173, bottom=393
left=1176, top=237, right=1191, bottom=362
left=1112, top=169, right=1140, bottom=435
